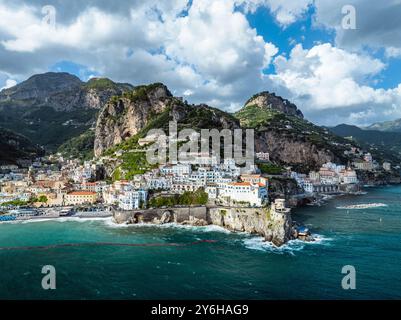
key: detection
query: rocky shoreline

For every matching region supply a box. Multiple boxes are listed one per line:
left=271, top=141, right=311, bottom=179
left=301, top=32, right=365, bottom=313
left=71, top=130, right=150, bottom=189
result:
left=112, top=200, right=313, bottom=247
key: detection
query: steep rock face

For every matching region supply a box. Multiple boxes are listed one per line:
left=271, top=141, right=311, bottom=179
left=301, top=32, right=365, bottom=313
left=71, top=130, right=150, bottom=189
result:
left=245, top=91, right=304, bottom=118
left=112, top=206, right=293, bottom=246
left=236, top=93, right=355, bottom=171
left=94, top=84, right=240, bottom=157
left=208, top=207, right=293, bottom=246
left=94, top=84, right=174, bottom=156
left=255, top=130, right=339, bottom=170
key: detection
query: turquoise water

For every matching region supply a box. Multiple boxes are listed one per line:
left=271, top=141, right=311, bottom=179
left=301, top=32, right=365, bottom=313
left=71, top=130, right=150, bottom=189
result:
left=1, top=186, right=401, bottom=300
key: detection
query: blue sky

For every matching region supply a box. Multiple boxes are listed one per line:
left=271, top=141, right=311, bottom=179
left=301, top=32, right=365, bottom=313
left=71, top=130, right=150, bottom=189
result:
left=1, top=0, right=401, bottom=126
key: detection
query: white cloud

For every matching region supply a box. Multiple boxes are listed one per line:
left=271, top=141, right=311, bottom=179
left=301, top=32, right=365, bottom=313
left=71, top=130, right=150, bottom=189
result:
left=239, top=0, right=313, bottom=26
left=0, top=0, right=278, bottom=110
left=313, top=0, right=401, bottom=54
left=239, top=0, right=401, bottom=56
left=269, top=43, right=401, bottom=125
left=0, top=0, right=401, bottom=127
left=0, top=78, right=17, bottom=91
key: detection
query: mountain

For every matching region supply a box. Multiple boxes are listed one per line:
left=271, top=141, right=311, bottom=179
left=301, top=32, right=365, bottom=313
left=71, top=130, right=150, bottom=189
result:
left=0, top=127, right=44, bottom=165
left=94, top=83, right=239, bottom=157
left=243, top=91, right=304, bottom=119
left=0, top=72, right=133, bottom=150
left=329, top=124, right=401, bottom=163
left=366, top=118, right=401, bottom=132
left=93, top=84, right=362, bottom=176
left=236, top=98, right=357, bottom=171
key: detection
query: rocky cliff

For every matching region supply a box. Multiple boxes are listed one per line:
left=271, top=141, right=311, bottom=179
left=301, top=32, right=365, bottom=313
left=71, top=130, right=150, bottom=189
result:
left=208, top=207, right=293, bottom=246
left=244, top=91, right=304, bottom=119
left=94, top=83, right=174, bottom=156
left=94, top=83, right=240, bottom=157
left=112, top=205, right=293, bottom=246
left=255, top=130, right=343, bottom=171
left=236, top=98, right=357, bottom=172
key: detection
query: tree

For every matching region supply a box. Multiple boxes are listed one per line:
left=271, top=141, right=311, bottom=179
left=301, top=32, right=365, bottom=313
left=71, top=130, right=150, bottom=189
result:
left=38, top=195, right=48, bottom=203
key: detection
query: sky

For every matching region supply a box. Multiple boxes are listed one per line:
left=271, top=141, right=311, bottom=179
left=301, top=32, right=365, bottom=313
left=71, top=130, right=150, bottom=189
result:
left=0, top=0, right=401, bottom=126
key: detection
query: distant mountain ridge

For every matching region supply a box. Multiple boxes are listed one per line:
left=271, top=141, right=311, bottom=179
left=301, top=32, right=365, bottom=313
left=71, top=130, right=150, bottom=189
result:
left=366, top=118, right=401, bottom=132
left=0, top=72, right=133, bottom=111
left=0, top=72, right=133, bottom=150
left=329, top=124, right=401, bottom=163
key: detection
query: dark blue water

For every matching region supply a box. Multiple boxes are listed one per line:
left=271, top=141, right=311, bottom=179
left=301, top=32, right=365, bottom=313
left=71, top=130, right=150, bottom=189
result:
left=1, top=186, right=401, bottom=299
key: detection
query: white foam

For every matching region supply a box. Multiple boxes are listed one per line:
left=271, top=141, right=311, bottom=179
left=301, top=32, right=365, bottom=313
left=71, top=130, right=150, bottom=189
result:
left=0, top=216, right=110, bottom=225
left=336, top=203, right=387, bottom=210
left=243, top=233, right=333, bottom=254
left=102, top=219, right=232, bottom=233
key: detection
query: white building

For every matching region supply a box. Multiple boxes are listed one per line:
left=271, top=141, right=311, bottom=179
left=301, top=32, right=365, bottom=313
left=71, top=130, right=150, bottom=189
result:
left=339, top=168, right=359, bottom=184
left=160, top=163, right=191, bottom=176
left=118, top=190, right=147, bottom=210
left=220, top=181, right=268, bottom=207
left=303, top=179, right=314, bottom=193
left=146, top=177, right=172, bottom=190
left=81, top=181, right=107, bottom=193
left=256, top=152, right=270, bottom=161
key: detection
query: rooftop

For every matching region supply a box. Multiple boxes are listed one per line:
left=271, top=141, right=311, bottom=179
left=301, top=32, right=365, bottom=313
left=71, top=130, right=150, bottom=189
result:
left=68, top=191, right=97, bottom=196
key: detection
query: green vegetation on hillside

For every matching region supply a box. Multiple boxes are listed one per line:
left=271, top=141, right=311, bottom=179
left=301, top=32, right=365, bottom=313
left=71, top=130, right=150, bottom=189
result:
left=180, top=105, right=238, bottom=130
left=258, top=163, right=285, bottom=175
left=0, top=105, right=97, bottom=151
left=84, top=78, right=118, bottom=90
left=57, top=129, right=95, bottom=161
left=0, top=127, right=44, bottom=165
left=120, top=151, right=157, bottom=180
left=235, top=104, right=281, bottom=128
left=121, top=83, right=167, bottom=103
left=149, top=189, right=208, bottom=208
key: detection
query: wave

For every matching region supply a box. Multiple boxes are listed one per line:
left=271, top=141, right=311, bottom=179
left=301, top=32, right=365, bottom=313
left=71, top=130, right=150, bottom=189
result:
left=0, top=216, right=110, bottom=225
left=336, top=203, right=388, bottom=210
left=103, top=219, right=232, bottom=234
left=243, top=233, right=333, bottom=255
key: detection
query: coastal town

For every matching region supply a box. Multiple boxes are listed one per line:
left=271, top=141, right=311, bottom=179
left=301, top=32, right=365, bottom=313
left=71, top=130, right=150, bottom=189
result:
left=0, top=145, right=397, bottom=225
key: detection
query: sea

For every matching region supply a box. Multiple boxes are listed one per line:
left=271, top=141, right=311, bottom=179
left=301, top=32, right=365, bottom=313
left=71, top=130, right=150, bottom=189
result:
left=1, top=186, right=401, bottom=300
